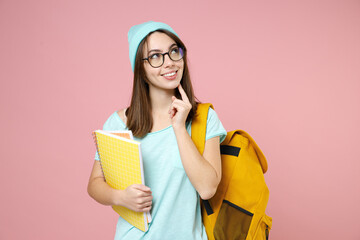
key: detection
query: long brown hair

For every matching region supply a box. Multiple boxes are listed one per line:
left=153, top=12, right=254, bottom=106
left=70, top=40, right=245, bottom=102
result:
left=126, top=29, right=198, bottom=138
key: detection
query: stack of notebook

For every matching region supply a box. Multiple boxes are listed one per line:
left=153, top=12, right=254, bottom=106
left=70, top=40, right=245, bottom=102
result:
left=92, top=130, right=151, bottom=232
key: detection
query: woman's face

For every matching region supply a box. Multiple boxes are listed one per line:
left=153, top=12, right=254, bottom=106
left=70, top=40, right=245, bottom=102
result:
left=142, top=32, right=184, bottom=92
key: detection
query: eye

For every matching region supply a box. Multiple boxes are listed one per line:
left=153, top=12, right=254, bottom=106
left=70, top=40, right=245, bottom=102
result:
left=149, top=53, right=161, bottom=59
left=171, top=47, right=179, bottom=54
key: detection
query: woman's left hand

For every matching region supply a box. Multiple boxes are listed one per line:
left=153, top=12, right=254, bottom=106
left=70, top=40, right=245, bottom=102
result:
left=169, top=84, right=192, bottom=129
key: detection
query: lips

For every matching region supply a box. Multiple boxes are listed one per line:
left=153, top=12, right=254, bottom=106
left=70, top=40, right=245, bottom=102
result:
left=161, top=70, right=178, bottom=80
left=161, top=70, right=177, bottom=76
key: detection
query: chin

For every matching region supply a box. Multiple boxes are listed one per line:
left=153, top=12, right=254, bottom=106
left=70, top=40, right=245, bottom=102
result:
left=161, top=77, right=181, bottom=88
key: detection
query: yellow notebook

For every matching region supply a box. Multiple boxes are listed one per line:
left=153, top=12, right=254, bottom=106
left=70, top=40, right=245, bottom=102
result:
left=92, top=130, right=151, bottom=232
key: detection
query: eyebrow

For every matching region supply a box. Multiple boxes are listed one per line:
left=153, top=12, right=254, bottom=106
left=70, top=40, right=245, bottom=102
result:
left=148, top=43, right=177, bottom=54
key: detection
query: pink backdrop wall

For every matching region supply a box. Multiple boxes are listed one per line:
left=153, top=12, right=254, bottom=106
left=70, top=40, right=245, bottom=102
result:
left=1, top=0, right=359, bottom=239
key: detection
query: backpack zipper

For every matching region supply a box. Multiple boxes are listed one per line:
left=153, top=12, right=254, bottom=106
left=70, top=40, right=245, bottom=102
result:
left=265, top=225, right=269, bottom=240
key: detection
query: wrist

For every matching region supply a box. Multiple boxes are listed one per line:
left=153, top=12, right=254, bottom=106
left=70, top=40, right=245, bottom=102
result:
left=111, top=188, right=124, bottom=206
left=172, top=123, right=187, bottom=133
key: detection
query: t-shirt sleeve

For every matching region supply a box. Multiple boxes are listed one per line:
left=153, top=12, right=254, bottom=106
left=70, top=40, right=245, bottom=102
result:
left=94, top=112, right=127, bottom=161
left=205, top=108, right=227, bottom=143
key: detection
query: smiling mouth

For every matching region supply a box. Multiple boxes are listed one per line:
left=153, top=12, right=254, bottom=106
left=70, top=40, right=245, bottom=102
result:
left=162, top=70, right=177, bottom=77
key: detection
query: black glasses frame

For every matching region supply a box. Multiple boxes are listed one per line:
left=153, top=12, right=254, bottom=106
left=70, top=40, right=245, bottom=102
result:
left=142, top=46, right=184, bottom=68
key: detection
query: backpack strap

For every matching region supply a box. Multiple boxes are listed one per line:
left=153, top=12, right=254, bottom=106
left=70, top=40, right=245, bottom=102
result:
left=191, top=103, right=215, bottom=212
left=191, top=103, right=214, bottom=155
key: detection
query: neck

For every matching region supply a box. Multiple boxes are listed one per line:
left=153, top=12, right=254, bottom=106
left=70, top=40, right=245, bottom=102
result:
left=149, top=86, right=175, bottom=114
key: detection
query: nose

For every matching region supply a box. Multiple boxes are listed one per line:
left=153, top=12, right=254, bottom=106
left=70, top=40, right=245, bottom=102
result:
left=162, top=53, right=175, bottom=67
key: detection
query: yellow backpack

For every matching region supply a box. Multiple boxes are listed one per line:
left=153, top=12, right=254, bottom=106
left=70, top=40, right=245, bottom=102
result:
left=191, top=103, right=272, bottom=240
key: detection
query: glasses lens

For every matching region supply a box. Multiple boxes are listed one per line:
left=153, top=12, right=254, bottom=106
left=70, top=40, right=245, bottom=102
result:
left=169, top=47, right=184, bottom=61
left=148, top=53, right=163, bottom=68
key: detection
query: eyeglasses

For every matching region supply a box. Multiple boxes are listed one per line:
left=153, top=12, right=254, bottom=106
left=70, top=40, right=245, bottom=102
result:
left=142, top=46, right=184, bottom=68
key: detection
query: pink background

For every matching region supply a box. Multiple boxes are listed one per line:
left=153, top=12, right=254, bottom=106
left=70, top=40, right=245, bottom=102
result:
left=1, top=0, right=359, bottom=239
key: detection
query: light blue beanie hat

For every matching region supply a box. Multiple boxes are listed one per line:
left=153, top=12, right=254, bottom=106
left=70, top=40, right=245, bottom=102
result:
left=128, top=21, right=179, bottom=72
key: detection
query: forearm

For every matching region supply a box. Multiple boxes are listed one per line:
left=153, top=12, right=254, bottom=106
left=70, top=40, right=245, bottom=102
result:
left=173, top=126, right=220, bottom=199
left=87, top=177, right=122, bottom=206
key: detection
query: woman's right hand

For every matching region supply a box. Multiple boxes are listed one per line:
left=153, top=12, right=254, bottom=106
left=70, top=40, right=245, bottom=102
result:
left=87, top=161, right=152, bottom=212
left=119, top=184, right=153, bottom=212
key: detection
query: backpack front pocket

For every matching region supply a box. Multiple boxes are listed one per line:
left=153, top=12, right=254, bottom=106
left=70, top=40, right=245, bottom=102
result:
left=213, top=200, right=253, bottom=240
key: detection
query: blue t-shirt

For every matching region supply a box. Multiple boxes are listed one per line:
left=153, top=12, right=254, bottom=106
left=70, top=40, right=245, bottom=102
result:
left=95, top=108, right=227, bottom=240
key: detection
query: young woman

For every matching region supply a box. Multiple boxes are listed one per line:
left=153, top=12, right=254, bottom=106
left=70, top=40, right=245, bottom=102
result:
left=87, top=21, right=227, bottom=239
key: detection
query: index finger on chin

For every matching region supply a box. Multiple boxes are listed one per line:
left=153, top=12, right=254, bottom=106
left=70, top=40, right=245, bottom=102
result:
left=178, top=84, right=190, bottom=103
